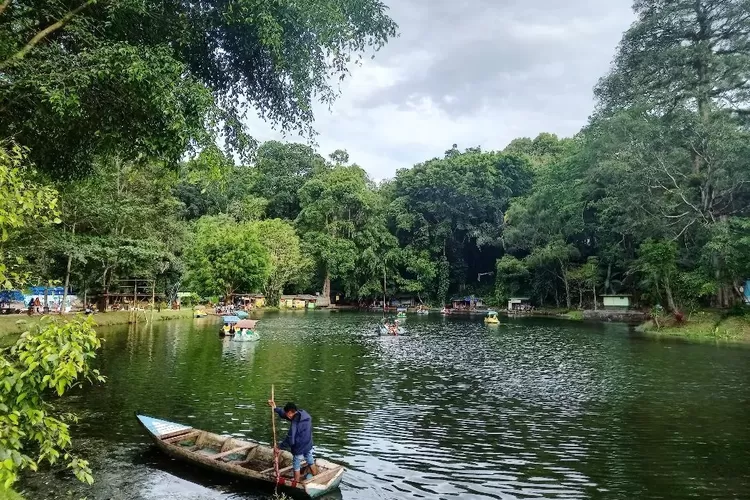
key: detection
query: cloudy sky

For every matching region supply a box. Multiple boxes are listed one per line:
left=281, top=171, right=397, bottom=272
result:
left=244, top=0, right=635, bottom=180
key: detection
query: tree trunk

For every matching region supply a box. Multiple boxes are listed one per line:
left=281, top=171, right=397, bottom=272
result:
left=578, top=288, right=583, bottom=309
left=593, top=284, right=597, bottom=311
left=605, top=263, right=612, bottom=294
left=664, top=278, right=678, bottom=313
left=559, top=263, right=571, bottom=309
left=322, top=270, right=331, bottom=306
left=383, top=264, right=386, bottom=313
left=61, top=223, right=75, bottom=315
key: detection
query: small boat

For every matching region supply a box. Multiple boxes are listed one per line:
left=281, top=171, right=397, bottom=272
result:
left=378, top=324, right=405, bottom=335
left=440, top=307, right=451, bottom=315
left=396, top=307, right=407, bottom=318
left=220, top=315, right=241, bottom=337
left=194, top=309, right=207, bottom=318
left=377, top=318, right=405, bottom=335
left=232, top=319, right=260, bottom=342
left=236, top=310, right=249, bottom=319
left=416, top=308, right=429, bottom=315
left=484, top=310, right=500, bottom=324
left=136, top=414, right=344, bottom=498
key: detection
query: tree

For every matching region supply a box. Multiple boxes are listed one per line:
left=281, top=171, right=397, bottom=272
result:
left=252, top=142, right=328, bottom=220
left=0, top=316, right=105, bottom=493
left=296, top=165, right=380, bottom=301
left=634, top=239, right=680, bottom=313
left=0, top=0, right=398, bottom=176
left=0, top=143, right=59, bottom=287
left=436, top=255, right=450, bottom=306
left=250, top=219, right=310, bottom=307
left=13, top=158, right=188, bottom=308
left=595, top=0, right=750, bottom=119
left=183, top=216, right=270, bottom=300
left=176, top=146, right=266, bottom=221
left=495, top=255, right=529, bottom=304
left=389, top=146, right=532, bottom=297
left=396, top=249, right=437, bottom=304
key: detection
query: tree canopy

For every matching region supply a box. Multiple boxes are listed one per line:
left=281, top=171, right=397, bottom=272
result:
left=0, top=0, right=398, bottom=176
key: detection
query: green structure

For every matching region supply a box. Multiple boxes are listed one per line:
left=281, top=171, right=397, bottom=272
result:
left=601, top=295, right=631, bottom=310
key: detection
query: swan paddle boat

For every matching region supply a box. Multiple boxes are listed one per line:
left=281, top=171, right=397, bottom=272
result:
left=484, top=310, right=500, bottom=324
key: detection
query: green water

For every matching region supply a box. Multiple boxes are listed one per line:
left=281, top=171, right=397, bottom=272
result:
left=20, top=312, right=750, bottom=499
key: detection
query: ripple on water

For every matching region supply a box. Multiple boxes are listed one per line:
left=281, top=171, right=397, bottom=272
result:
left=28, top=313, right=750, bottom=500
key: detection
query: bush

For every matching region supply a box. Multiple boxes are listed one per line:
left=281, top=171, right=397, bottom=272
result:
left=0, top=315, right=105, bottom=490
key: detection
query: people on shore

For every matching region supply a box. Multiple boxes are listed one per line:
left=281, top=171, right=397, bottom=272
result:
left=268, top=400, right=318, bottom=482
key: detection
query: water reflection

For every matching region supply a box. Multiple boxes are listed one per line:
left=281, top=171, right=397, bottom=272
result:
left=19, top=312, right=750, bottom=500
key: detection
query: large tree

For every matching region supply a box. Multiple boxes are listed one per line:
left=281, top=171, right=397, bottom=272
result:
left=0, top=0, right=398, bottom=175
left=595, top=0, right=750, bottom=118
left=389, top=146, right=532, bottom=296
left=250, top=219, right=310, bottom=307
left=296, top=164, right=383, bottom=301
left=252, top=141, right=328, bottom=220
left=183, top=216, right=269, bottom=300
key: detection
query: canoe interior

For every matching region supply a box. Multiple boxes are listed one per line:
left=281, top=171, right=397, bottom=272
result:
left=158, top=427, right=339, bottom=484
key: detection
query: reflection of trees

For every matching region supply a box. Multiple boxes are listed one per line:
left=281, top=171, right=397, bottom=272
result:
left=576, top=341, right=750, bottom=499
left=248, top=314, right=375, bottom=452
left=77, top=314, right=376, bottom=455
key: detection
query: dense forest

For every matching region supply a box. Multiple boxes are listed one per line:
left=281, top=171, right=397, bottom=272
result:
left=3, top=0, right=750, bottom=318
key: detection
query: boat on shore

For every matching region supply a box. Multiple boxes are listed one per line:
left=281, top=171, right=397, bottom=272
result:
left=136, top=414, right=345, bottom=498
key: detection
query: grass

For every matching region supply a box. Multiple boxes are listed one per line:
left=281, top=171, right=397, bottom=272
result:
left=638, top=310, right=750, bottom=343
left=560, top=310, right=584, bottom=321
left=0, top=309, right=197, bottom=336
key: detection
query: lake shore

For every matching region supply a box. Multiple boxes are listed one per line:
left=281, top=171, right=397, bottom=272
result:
left=0, top=309, right=197, bottom=336
left=636, top=311, right=750, bottom=343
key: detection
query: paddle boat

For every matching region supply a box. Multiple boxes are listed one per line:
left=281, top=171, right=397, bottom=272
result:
left=232, top=319, right=260, bottom=342
left=136, top=414, right=344, bottom=498
left=377, top=319, right=405, bottom=335
left=194, top=308, right=207, bottom=318
left=440, top=307, right=451, bottom=315
left=396, top=307, right=407, bottom=319
left=236, top=310, right=249, bottom=319
left=484, top=310, right=500, bottom=324
left=416, top=307, right=429, bottom=315
left=220, top=315, right=241, bottom=337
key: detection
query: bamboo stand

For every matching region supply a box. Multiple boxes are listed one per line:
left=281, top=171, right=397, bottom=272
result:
left=271, top=385, right=280, bottom=490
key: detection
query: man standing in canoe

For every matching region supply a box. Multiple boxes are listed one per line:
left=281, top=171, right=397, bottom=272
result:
left=268, top=400, right=319, bottom=482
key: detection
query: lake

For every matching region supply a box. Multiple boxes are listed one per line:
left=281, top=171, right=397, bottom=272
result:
left=21, top=312, right=750, bottom=499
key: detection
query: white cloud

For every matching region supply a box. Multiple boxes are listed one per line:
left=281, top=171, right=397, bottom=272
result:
left=243, top=0, right=636, bottom=180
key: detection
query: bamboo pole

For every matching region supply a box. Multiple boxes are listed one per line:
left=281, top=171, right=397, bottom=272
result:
left=271, top=385, right=280, bottom=488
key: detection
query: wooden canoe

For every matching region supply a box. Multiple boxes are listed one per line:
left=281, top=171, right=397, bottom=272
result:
left=136, top=414, right=345, bottom=498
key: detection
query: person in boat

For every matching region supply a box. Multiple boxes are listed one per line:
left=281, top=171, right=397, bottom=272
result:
left=389, top=320, right=400, bottom=335
left=268, top=400, right=319, bottom=482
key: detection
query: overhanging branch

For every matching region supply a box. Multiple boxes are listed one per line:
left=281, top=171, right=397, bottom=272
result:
left=0, top=0, right=96, bottom=67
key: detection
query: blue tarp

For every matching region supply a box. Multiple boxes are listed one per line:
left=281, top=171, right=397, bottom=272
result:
left=0, top=290, right=25, bottom=302
left=745, top=280, right=750, bottom=304
left=29, top=286, right=68, bottom=296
